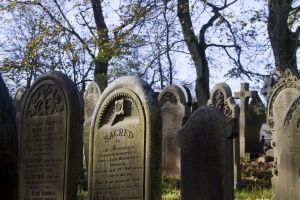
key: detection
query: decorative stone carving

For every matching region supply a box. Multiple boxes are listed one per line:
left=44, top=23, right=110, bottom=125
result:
left=19, top=71, right=83, bottom=200
left=89, top=76, right=161, bottom=200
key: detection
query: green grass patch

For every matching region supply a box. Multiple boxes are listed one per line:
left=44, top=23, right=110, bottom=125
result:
left=162, top=177, right=181, bottom=200
left=235, top=187, right=273, bottom=200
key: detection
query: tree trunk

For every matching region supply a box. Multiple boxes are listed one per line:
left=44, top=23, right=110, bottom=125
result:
left=91, top=0, right=110, bottom=90
left=268, top=0, right=299, bottom=73
left=177, top=0, right=209, bottom=107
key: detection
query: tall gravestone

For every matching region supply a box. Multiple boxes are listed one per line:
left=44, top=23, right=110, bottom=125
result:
left=88, top=76, right=161, bottom=200
left=234, top=83, right=256, bottom=157
left=19, top=71, right=83, bottom=200
left=0, top=75, right=18, bottom=200
left=273, top=94, right=300, bottom=199
left=267, top=69, right=300, bottom=198
left=177, top=83, right=238, bottom=200
left=158, top=85, right=191, bottom=177
left=83, top=81, right=101, bottom=169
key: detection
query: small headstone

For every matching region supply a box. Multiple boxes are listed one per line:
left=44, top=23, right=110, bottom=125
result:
left=89, top=76, right=161, bottom=200
left=234, top=83, right=256, bottom=157
left=158, top=85, right=192, bottom=177
left=177, top=83, right=238, bottom=200
left=19, top=71, right=83, bottom=200
left=83, top=81, right=101, bottom=169
left=0, top=75, right=18, bottom=200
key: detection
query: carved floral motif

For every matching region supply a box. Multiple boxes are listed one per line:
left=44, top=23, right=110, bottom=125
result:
left=26, top=84, right=64, bottom=118
left=212, top=89, right=233, bottom=118
left=98, top=92, right=140, bottom=128
left=159, top=92, right=178, bottom=107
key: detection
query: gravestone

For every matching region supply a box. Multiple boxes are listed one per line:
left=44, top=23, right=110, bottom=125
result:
left=267, top=69, right=300, bottom=199
left=247, top=92, right=266, bottom=155
left=234, top=83, right=256, bottom=157
left=14, top=87, right=26, bottom=109
left=261, top=77, right=276, bottom=99
left=0, top=75, right=18, bottom=200
left=177, top=83, right=238, bottom=200
left=273, top=93, right=300, bottom=199
left=158, top=85, right=191, bottom=177
left=19, top=71, right=83, bottom=200
left=89, top=76, right=161, bottom=200
left=14, top=87, right=26, bottom=144
left=83, top=81, right=101, bottom=169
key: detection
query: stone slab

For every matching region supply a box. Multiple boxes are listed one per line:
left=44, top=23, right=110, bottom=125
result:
left=19, top=71, right=83, bottom=200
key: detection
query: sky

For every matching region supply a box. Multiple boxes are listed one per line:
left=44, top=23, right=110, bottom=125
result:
left=1, top=0, right=299, bottom=102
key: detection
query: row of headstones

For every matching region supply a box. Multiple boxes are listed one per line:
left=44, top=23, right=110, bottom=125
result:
left=1, top=70, right=265, bottom=200
left=84, top=80, right=266, bottom=178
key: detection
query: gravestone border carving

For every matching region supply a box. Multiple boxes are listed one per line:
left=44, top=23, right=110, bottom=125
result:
left=208, top=83, right=240, bottom=189
left=19, top=71, right=83, bottom=200
left=88, top=76, right=161, bottom=200
left=267, top=69, right=300, bottom=130
left=208, top=83, right=238, bottom=120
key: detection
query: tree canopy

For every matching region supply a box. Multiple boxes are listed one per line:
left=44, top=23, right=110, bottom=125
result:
left=0, top=0, right=299, bottom=104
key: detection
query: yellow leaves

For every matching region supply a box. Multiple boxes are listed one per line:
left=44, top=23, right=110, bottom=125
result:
left=0, top=2, right=17, bottom=11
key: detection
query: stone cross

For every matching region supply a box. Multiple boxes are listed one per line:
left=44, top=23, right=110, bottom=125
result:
left=234, top=83, right=256, bottom=157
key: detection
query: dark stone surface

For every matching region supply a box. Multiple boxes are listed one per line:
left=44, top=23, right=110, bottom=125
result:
left=0, top=75, right=18, bottom=200
left=178, top=83, right=238, bottom=200
left=19, top=71, right=83, bottom=200
left=177, top=106, right=235, bottom=200
left=89, top=76, right=161, bottom=200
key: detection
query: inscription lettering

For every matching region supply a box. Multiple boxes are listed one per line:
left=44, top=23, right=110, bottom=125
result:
left=104, top=129, right=134, bottom=143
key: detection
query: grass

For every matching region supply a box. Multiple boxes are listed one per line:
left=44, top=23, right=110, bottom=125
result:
left=77, top=158, right=274, bottom=199
left=235, top=187, right=273, bottom=200
left=162, top=177, right=181, bottom=200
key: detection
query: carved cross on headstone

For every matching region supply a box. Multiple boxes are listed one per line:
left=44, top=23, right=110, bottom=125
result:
left=234, top=83, right=256, bottom=157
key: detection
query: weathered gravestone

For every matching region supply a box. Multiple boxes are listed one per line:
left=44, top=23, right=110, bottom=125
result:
left=14, top=87, right=26, bottom=109
left=83, top=81, right=101, bottom=169
left=14, top=87, right=27, bottom=144
left=89, top=76, right=161, bottom=200
left=0, top=75, right=18, bottom=200
left=267, top=69, right=300, bottom=198
left=177, top=83, right=238, bottom=200
left=158, top=85, right=192, bottom=177
left=19, top=71, right=83, bottom=200
left=273, top=94, right=300, bottom=199
left=247, top=92, right=266, bottom=155
left=234, top=83, right=256, bottom=157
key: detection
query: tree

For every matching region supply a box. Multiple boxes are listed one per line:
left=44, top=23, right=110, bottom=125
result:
left=0, top=2, right=92, bottom=91
left=268, top=0, right=300, bottom=74
left=177, top=0, right=241, bottom=106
